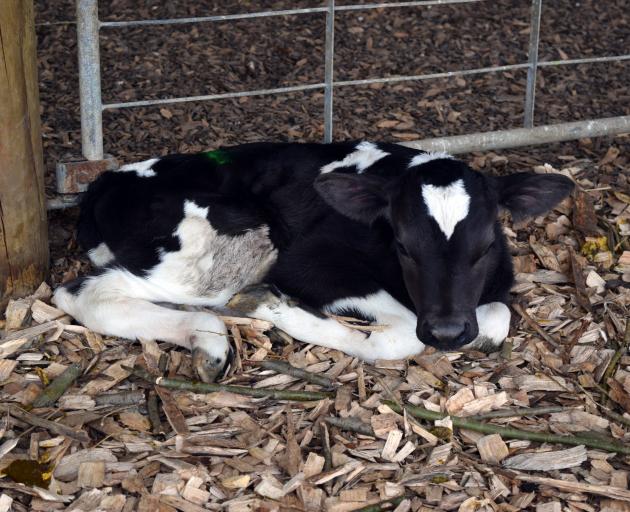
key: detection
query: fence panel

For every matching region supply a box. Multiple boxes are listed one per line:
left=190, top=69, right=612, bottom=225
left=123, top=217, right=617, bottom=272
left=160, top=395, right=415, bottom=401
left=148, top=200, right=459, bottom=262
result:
left=49, top=0, right=630, bottom=207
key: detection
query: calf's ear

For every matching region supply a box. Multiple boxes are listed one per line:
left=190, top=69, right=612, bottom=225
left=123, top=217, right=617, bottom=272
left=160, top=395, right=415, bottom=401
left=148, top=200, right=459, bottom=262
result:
left=494, top=172, right=574, bottom=222
left=314, top=173, right=388, bottom=224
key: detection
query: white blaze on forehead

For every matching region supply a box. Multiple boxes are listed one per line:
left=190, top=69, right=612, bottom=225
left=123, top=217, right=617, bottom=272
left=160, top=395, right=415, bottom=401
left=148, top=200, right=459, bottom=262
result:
left=421, top=179, right=470, bottom=240
left=408, top=151, right=453, bottom=168
left=117, top=158, right=159, bottom=177
left=320, top=141, right=390, bottom=174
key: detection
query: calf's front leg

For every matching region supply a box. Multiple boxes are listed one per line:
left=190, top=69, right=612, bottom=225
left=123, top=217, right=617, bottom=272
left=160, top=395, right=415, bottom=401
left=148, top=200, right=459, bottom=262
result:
left=465, top=302, right=511, bottom=352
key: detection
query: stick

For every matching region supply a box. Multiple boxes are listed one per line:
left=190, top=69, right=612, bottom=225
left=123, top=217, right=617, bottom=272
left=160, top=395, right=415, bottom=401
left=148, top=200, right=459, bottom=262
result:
left=467, top=406, right=565, bottom=420
left=515, top=475, right=630, bottom=502
left=325, top=408, right=573, bottom=439
left=31, top=363, right=83, bottom=408
left=246, top=359, right=334, bottom=388
left=126, top=365, right=334, bottom=402
left=6, top=405, right=89, bottom=443
left=324, top=416, right=375, bottom=436
left=384, top=401, right=630, bottom=455
left=512, top=303, right=560, bottom=348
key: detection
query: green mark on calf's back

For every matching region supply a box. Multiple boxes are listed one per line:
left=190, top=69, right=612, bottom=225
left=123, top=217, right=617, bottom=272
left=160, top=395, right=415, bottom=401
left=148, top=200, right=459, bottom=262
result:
left=204, top=149, right=232, bottom=166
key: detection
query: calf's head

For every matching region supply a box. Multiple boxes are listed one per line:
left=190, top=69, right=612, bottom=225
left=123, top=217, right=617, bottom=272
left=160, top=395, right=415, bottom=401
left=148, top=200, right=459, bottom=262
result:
left=315, top=154, right=573, bottom=350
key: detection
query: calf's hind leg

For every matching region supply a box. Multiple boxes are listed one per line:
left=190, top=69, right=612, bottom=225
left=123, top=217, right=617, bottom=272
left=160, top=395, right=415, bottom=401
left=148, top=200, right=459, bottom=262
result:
left=53, top=269, right=230, bottom=382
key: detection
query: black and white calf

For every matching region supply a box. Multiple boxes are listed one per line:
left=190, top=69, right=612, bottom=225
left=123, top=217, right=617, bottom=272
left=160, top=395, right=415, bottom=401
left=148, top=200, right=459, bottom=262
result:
left=53, top=142, right=573, bottom=381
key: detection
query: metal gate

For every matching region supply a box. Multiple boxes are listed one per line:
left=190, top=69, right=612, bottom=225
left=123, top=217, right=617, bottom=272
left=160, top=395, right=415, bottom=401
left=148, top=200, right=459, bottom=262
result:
left=51, top=0, right=630, bottom=207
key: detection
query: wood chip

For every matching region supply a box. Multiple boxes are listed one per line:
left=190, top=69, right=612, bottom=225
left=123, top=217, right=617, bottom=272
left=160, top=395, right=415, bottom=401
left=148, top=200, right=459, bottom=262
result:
left=477, top=434, right=509, bottom=463
left=221, top=475, right=251, bottom=489
left=302, top=452, right=326, bottom=478
left=54, top=448, right=117, bottom=481
left=504, top=445, right=587, bottom=471
left=370, top=413, right=399, bottom=439
left=79, top=355, right=136, bottom=395
left=0, top=495, right=12, bottom=512
left=4, top=299, right=31, bottom=330
left=77, top=461, right=105, bottom=488
left=445, top=387, right=475, bottom=414
left=381, top=429, right=403, bottom=461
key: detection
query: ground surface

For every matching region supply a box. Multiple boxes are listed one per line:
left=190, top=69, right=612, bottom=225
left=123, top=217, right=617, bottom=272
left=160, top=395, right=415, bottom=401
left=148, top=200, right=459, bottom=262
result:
left=0, top=1, right=629, bottom=511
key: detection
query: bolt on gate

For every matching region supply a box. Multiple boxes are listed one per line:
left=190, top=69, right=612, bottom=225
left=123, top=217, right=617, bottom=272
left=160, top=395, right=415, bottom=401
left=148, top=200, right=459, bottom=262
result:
left=52, top=0, right=630, bottom=208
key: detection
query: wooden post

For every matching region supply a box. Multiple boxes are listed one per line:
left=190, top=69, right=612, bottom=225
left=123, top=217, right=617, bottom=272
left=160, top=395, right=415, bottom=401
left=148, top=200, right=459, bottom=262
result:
left=0, top=0, right=49, bottom=309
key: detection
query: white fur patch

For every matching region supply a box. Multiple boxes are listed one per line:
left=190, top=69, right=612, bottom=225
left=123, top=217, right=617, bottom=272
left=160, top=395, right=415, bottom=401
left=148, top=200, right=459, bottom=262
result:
left=118, top=158, right=159, bottom=178
left=324, top=290, right=425, bottom=361
left=87, top=242, right=115, bottom=267
left=320, top=142, right=390, bottom=174
left=408, top=151, right=453, bottom=168
left=252, top=301, right=367, bottom=355
left=421, top=179, right=470, bottom=240
left=474, top=302, right=510, bottom=346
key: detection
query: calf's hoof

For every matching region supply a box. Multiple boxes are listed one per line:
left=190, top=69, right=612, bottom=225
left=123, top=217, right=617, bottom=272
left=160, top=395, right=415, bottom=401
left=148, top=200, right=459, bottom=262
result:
left=190, top=334, right=231, bottom=383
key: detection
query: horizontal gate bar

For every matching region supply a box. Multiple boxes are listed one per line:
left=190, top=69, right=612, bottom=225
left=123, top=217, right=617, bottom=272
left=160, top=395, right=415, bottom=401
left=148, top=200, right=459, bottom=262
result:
left=48, top=115, right=630, bottom=210
left=99, top=0, right=482, bottom=28
left=102, top=54, right=630, bottom=111
left=401, top=115, right=630, bottom=154
left=103, top=83, right=326, bottom=109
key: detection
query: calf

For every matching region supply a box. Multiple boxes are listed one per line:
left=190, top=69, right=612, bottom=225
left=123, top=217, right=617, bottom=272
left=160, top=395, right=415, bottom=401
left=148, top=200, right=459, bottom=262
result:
left=53, top=142, right=573, bottom=381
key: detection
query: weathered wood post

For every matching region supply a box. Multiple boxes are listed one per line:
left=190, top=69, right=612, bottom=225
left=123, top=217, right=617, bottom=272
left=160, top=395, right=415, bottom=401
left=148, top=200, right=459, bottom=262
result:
left=0, top=0, right=49, bottom=309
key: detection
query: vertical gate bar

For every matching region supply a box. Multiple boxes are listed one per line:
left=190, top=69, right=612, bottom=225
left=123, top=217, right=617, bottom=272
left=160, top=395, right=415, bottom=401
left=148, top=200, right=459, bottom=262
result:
left=523, top=0, right=542, bottom=128
left=323, top=0, right=335, bottom=143
left=76, top=0, right=104, bottom=160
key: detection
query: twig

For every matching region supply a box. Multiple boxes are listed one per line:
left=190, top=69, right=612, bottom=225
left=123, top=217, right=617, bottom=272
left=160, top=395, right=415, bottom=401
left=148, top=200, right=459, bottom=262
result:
left=31, top=363, right=83, bottom=408
left=601, top=408, right=630, bottom=429
left=126, top=365, right=334, bottom=402
left=515, top=475, right=630, bottom=502
left=6, top=405, right=89, bottom=443
left=147, top=390, right=162, bottom=435
left=601, top=321, right=630, bottom=384
left=324, top=416, right=375, bottom=436
left=384, top=401, right=630, bottom=455
left=512, top=303, right=561, bottom=349
left=245, top=359, right=334, bottom=388
left=320, top=422, right=332, bottom=472
left=355, top=497, right=405, bottom=512
left=467, top=406, right=566, bottom=420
